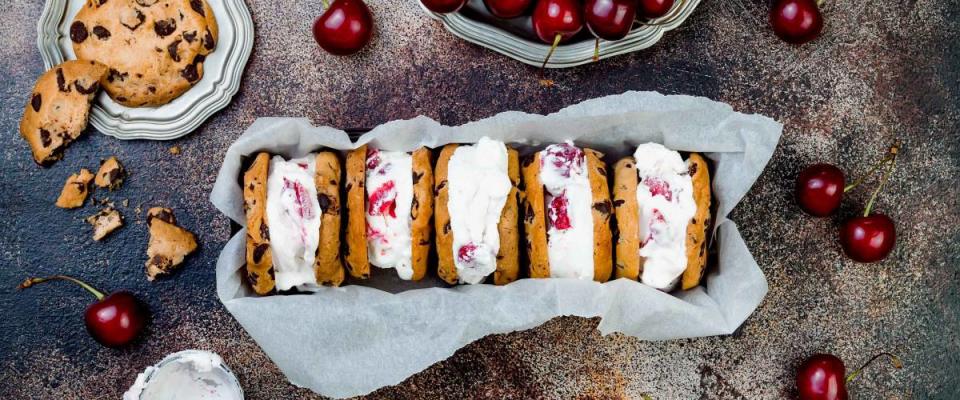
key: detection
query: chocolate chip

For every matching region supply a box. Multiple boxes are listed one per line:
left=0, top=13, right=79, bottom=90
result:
left=329, top=179, right=337, bottom=186
left=121, top=9, right=146, bottom=31
left=180, top=64, right=198, bottom=82
left=443, top=221, right=451, bottom=234
left=593, top=201, right=611, bottom=215
left=252, top=243, right=269, bottom=263
left=688, top=162, right=699, bottom=176
left=135, top=0, right=157, bottom=5
left=247, top=270, right=259, bottom=287
left=92, top=25, right=111, bottom=40
left=625, top=163, right=633, bottom=168
left=259, top=222, right=269, bottom=241
left=345, top=182, right=353, bottom=192
left=148, top=86, right=156, bottom=93
left=69, top=21, right=88, bottom=43
left=597, top=166, right=606, bottom=176
left=167, top=39, right=181, bottom=62
left=39, top=129, right=51, bottom=147
left=613, top=199, right=625, bottom=207
left=94, top=0, right=108, bottom=6
left=106, top=168, right=123, bottom=184
left=75, top=80, right=99, bottom=95
left=147, top=209, right=175, bottom=227
left=412, top=171, right=424, bottom=184
left=202, top=29, right=215, bottom=50
left=107, top=68, right=128, bottom=83
left=183, top=30, right=197, bottom=43
left=524, top=201, right=534, bottom=223
left=154, top=18, right=176, bottom=37
left=75, top=182, right=87, bottom=193
left=190, top=0, right=205, bottom=15
left=318, top=193, right=331, bottom=214
left=522, top=155, right=534, bottom=167
left=411, top=197, right=420, bottom=218
left=56, top=69, right=69, bottom=92
left=149, top=255, right=172, bottom=270
left=116, top=96, right=127, bottom=102
left=31, top=94, right=41, bottom=112
left=699, top=241, right=706, bottom=256
left=419, top=239, right=429, bottom=246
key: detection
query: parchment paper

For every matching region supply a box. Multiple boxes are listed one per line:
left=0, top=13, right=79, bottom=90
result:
left=209, top=91, right=782, bottom=398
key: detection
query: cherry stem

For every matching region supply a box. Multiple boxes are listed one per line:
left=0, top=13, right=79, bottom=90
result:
left=846, top=352, right=903, bottom=383
left=863, top=142, right=900, bottom=217
left=816, top=0, right=825, bottom=7
left=18, top=275, right=106, bottom=301
left=538, top=33, right=562, bottom=86
left=593, top=38, right=600, bottom=62
left=321, top=0, right=329, bottom=9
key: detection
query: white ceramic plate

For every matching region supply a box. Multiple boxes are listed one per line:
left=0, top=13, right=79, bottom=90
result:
left=37, top=0, right=254, bottom=140
left=421, top=0, right=701, bottom=68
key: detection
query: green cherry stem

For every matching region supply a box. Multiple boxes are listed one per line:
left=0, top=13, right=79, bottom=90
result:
left=846, top=352, right=903, bottom=383
left=843, top=141, right=900, bottom=193
left=593, top=38, right=600, bottom=62
left=862, top=143, right=900, bottom=217
left=18, top=275, right=106, bottom=301
left=321, top=0, right=330, bottom=9
left=538, top=33, right=563, bottom=87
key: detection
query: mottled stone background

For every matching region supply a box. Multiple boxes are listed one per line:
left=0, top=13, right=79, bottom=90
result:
left=1, top=0, right=958, bottom=398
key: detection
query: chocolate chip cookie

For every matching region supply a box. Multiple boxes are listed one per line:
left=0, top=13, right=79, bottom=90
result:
left=71, top=0, right=218, bottom=107
left=19, top=60, right=108, bottom=166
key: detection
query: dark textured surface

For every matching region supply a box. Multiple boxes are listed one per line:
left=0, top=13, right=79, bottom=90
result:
left=1, top=0, right=959, bottom=398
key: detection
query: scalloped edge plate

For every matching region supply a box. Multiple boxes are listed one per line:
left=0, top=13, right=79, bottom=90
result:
left=37, top=0, right=254, bottom=140
left=421, top=0, right=701, bottom=68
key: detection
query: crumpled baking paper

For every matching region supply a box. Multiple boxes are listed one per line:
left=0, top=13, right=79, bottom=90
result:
left=209, top=91, right=782, bottom=398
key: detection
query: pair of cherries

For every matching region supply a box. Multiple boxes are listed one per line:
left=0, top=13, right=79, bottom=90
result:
left=796, top=352, right=902, bottom=399
left=796, top=142, right=900, bottom=263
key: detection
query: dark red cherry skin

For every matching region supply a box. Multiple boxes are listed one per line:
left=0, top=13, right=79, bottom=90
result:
left=796, top=163, right=845, bottom=217
left=312, top=0, right=374, bottom=56
left=532, top=0, right=584, bottom=44
left=422, top=0, right=468, bottom=14
left=797, top=354, right=848, bottom=400
left=770, top=0, right=823, bottom=45
left=84, top=291, right=147, bottom=348
left=584, top=0, right=636, bottom=40
left=483, top=0, right=533, bottom=18
left=637, top=0, right=674, bottom=19
left=840, top=214, right=896, bottom=263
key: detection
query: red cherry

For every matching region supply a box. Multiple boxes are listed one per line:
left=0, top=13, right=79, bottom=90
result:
left=636, top=0, right=674, bottom=19
left=84, top=291, right=148, bottom=347
left=312, top=0, right=374, bottom=56
left=532, top=0, right=584, bottom=44
left=484, top=0, right=533, bottom=18
left=797, top=353, right=902, bottom=400
left=584, top=0, right=636, bottom=41
left=422, top=0, right=468, bottom=13
left=797, top=354, right=848, bottom=400
left=796, top=163, right=845, bottom=217
left=18, top=275, right=147, bottom=348
left=840, top=214, right=896, bottom=262
left=770, top=0, right=823, bottom=45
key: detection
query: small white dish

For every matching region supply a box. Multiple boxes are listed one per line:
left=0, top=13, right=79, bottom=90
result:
left=123, top=350, right=244, bottom=400
left=37, top=0, right=254, bottom=140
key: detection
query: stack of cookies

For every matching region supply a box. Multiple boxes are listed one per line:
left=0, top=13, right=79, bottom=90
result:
left=20, top=0, right=218, bottom=166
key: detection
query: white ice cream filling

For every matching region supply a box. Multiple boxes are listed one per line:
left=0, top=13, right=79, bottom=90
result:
left=540, top=141, right=595, bottom=280
left=266, top=155, right=321, bottom=291
left=447, top=138, right=512, bottom=284
left=365, top=149, right=415, bottom=280
left=633, top=143, right=697, bottom=290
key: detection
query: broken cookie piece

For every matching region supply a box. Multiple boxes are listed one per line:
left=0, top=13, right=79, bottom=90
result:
left=145, top=207, right=198, bottom=281
left=86, top=207, right=123, bottom=241
left=55, top=168, right=94, bottom=209
left=94, top=156, right=125, bottom=189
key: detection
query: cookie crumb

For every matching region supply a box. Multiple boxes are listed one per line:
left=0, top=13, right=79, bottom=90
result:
left=86, top=207, right=123, bottom=241
left=169, top=146, right=181, bottom=155
left=122, top=199, right=129, bottom=207
left=94, top=156, right=125, bottom=190
left=56, top=169, right=95, bottom=209
left=145, top=207, right=197, bottom=280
